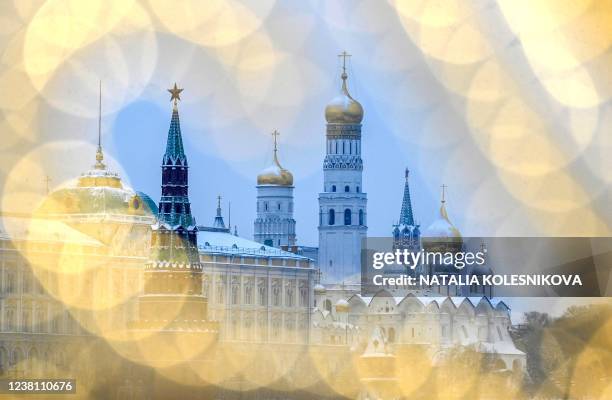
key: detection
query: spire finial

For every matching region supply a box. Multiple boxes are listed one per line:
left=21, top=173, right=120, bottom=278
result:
left=399, top=167, right=415, bottom=226
left=441, top=184, right=447, bottom=204
left=338, top=50, right=351, bottom=82
left=338, top=50, right=352, bottom=94
left=168, top=83, right=183, bottom=109
left=44, top=175, right=52, bottom=195
left=213, top=194, right=227, bottom=230
left=272, top=129, right=280, bottom=154
left=95, top=80, right=106, bottom=170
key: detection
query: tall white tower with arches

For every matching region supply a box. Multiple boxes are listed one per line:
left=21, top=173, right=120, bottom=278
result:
left=254, top=130, right=296, bottom=248
left=318, top=52, right=367, bottom=283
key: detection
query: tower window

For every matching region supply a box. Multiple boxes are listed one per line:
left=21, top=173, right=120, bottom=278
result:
left=278, top=202, right=281, bottom=211
left=331, top=185, right=336, bottom=192
left=388, top=327, right=396, bottom=342
left=356, top=186, right=360, bottom=193
left=328, top=209, right=335, bottom=225
left=264, top=202, right=269, bottom=211
left=344, top=185, right=349, bottom=192
left=359, top=209, right=364, bottom=225
left=344, top=209, right=351, bottom=225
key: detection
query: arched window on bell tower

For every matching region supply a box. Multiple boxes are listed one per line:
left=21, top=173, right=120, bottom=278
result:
left=328, top=209, right=335, bottom=225
left=344, top=209, right=351, bottom=225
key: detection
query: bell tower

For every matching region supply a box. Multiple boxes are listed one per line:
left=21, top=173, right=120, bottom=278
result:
left=254, top=129, right=296, bottom=248
left=318, top=52, right=367, bottom=284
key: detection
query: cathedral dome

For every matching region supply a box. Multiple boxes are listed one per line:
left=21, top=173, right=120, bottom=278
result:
left=335, top=299, right=349, bottom=312
left=325, top=73, right=363, bottom=124
left=257, top=131, right=293, bottom=186
left=257, top=161, right=293, bottom=186
left=423, top=201, right=462, bottom=243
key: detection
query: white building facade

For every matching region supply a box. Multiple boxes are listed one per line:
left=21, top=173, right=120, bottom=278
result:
left=199, top=230, right=314, bottom=344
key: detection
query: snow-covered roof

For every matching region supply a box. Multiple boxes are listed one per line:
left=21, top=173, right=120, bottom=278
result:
left=350, top=294, right=509, bottom=311
left=198, top=230, right=309, bottom=260
left=0, top=215, right=103, bottom=246
left=478, top=341, right=525, bottom=356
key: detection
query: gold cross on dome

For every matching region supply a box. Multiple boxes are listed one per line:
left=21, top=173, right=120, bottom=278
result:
left=338, top=50, right=351, bottom=75
left=168, top=83, right=183, bottom=105
left=441, top=184, right=447, bottom=203
left=271, top=129, right=280, bottom=152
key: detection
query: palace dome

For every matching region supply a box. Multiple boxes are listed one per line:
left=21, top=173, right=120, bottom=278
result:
left=37, top=152, right=157, bottom=218
left=325, top=73, right=363, bottom=124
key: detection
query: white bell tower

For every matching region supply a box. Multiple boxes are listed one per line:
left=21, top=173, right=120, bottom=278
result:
left=254, top=130, right=296, bottom=248
left=318, top=52, right=367, bottom=283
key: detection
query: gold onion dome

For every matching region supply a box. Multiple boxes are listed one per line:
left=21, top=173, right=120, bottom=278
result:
left=424, top=186, right=462, bottom=242
left=335, top=299, right=349, bottom=313
left=325, top=52, right=363, bottom=124
left=257, top=130, right=293, bottom=186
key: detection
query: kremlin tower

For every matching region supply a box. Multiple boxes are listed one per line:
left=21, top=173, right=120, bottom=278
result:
left=392, top=168, right=421, bottom=253
left=318, top=52, right=368, bottom=284
left=135, top=84, right=215, bottom=332
left=254, top=130, right=297, bottom=249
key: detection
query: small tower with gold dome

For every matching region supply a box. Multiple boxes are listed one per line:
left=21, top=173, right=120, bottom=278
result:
left=421, top=185, right=465, bottom=295
left=254, top=130, right=296, bottom=248
left=318, top=51, right=367, bottom=284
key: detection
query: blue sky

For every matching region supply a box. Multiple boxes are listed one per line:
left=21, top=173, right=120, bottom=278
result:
left=2, top=0, right=610, bottom=245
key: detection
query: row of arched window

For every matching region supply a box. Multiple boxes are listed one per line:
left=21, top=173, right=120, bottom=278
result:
left=327, top=139, right=360, bottom=155
left=260, top=201, right=293, bottom=212
left=162, top=166, right=187, bottom=184
left=160, top=202, right=191, bottom=215
left=1, top=273, right=45, bottom=296
left=330, top=185, right=360, bottom=193
left=212, top=281, right=308, bottom=308
left=324, top=209, right=365, bottom=226
left=3, top=309, right=69, bottom=334
left=0, top=347, right=66, bottom=376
